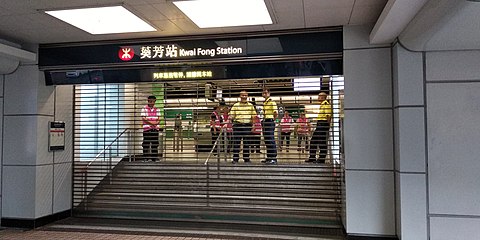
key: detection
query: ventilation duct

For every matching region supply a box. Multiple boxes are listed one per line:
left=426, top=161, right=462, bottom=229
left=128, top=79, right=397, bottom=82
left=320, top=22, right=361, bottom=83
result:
left=0, top=41, right=36, bottom=74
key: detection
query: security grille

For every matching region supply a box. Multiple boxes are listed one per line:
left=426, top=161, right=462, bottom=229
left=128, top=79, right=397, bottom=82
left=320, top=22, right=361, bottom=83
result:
left=72, top=76, right=345, bottom=228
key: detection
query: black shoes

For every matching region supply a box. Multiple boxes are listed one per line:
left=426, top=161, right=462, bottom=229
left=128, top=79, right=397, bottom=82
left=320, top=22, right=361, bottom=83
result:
left=305, top=159, right=326, bottom=164
left=262, top=159, right=277, bottom=164
left=265, top=160, right=277, bottom=164
left=232, top=160, right=250, bottom=164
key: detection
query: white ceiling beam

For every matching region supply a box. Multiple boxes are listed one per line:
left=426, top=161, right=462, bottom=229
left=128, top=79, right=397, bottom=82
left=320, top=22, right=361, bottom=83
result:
left=369, top=0, right=428, bottom=44
left=398, top=0, right=469, bottom=51
left=0, top=42, right=36, bottom=62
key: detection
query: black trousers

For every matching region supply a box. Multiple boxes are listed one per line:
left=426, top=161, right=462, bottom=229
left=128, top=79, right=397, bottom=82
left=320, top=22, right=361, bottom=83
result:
left=143, top=129, right=159, bottom=159
left=233, top=123, right=252, bottom=162
left=250, top=134, right=261, bottom=152
left=309, top=121, right=329, bottom=163
left=211, top=127, right=221, bottom=152
left=280, top=132, right=291, bottom=148
left=262, top=120, right=277, bottom=161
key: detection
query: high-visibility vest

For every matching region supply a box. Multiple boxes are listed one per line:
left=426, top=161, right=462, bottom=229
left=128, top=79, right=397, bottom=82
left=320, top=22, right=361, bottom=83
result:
left=296, top=117, right=309, bottom=134
left=211, top=111, right=222, bottom=129
left=280, top=116, right=293, bottom=133
left=142, top=105, right=159, bottom=131
left=223, top=113, right=233, bottom=133
left=252, top=116, right=262, bottom=134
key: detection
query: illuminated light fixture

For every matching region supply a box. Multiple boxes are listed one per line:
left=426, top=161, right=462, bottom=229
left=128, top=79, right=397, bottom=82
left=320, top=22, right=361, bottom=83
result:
left=173, top=0, right=272, bottom=28
left=293, top=78, right=322, bottom=92
left=45, top=6, right=156, bottom=34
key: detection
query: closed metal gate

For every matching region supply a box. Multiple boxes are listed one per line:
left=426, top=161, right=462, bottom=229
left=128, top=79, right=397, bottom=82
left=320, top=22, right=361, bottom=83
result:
left=72, top=76, right=344, bottom=228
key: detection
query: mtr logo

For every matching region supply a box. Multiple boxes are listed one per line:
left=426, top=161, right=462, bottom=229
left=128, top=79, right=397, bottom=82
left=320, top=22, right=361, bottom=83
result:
left=119, top=47, right=134, bottom=61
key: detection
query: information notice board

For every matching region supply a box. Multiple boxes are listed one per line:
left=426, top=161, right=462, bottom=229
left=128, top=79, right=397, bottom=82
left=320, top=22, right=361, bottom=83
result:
left=49, top=121, right=65, bottom=151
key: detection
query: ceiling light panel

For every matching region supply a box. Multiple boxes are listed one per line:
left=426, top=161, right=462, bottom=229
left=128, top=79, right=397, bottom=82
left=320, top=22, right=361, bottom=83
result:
left=173, top=0, right=272, bottom=28
left=45, top=6, right=156, bottom=34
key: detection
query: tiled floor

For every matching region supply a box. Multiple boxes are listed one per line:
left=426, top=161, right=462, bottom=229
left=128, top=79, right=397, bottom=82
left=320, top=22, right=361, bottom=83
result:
left=0, top=227, right=342, bottom=240
left=0, top=228, right=230, bottom=240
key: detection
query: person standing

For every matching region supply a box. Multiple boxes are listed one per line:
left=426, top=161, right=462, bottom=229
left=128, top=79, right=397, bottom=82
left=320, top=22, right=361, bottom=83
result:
left=262, top=88, right=278, bottom=164
left=295, top=112, right=311, bottom=153
left=307, top=92, right=332, bottom=164
left=142, top=95, right=161, bottom=162
left=173, top=114, right=182, bottom=151
left=279, top=110, right=293, bottom=152
left=222, top=106, right=233, bottom=153
left=210, top=106, right=223, bottom=154
left=229, top=91, right=256, bottom=163
left=251, top=113, right=263, bottom=154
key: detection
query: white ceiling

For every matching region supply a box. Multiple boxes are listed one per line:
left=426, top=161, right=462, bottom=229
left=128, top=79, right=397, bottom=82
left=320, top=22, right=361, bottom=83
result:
left=0, top=0, right=388, bottom=45
left=0, top=0, right=477, bottom=52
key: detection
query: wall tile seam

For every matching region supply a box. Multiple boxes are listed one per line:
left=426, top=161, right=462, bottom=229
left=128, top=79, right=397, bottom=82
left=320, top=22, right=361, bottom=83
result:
left=343, top=46, right=392, bottom=51
left=422, top=51, right=431, bottom=239
left=345, top=169, right=394, bottom=172
left=430, top=214, right=480, bottom=219
left=347, top=232, right=398, bottom=238
left=394, top=170, right=426, bottom=174
left=426, top=80, right=480, bottom=84
left=345, top=108, right=393, bottom=111
left=393, top=105, right=424, bottom=109
left=3, top=163, right=55, bottom=167
left=3, top=114, right=54, bottom=117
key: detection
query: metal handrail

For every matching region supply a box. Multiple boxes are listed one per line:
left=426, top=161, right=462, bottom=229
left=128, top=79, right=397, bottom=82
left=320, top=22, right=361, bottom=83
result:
left=204, top=129, right=225, bottom=165
left=86, top=128, right=131, bottom=169
left=80, top=128, right=132, bottom=208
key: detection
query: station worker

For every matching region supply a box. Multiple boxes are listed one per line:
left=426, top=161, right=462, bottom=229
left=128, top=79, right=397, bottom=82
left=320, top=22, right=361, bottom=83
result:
left=229, top=90, right=256, bottom=163
left=141, top=95, right=161, bottom=162
left=307, top=92, right=332, bottom=164
left=262, top=88, right=278, bottom=164
left=210, top=105, right=223, bottom=154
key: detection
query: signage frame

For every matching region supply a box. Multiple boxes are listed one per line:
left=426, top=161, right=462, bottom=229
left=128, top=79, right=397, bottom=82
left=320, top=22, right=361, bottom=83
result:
left=49, top=121, right=65, bottom=151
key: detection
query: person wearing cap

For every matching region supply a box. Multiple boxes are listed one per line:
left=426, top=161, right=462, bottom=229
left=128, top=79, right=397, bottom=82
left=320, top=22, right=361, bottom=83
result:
left=306, top=92, right=332, bottom=163
left=141, top=95, right=161, bottom=162
left=229, top=90, right=256, bottom=163
left=262, top=88, right=278, bottom=164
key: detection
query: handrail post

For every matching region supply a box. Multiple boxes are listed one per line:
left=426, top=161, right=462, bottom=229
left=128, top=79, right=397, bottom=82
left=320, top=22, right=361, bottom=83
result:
left=204, top=131, right=223, bottom=165
left=83, top=168, right=87, bottom=211
left=128, top=130, right=132, bottom=162
left=108, top=147, right=112, bottom=184
left=206, top=163, right=210, bottom=207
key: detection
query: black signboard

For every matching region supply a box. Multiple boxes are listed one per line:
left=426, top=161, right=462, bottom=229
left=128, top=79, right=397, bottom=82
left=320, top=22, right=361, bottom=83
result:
left=39, top=29, right=343, bottom=70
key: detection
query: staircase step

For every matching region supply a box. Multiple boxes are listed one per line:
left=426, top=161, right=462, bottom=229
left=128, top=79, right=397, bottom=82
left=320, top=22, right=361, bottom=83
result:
left=73, top=205, right=341, bottom=228
left=74, top=160, right=344, bottom=229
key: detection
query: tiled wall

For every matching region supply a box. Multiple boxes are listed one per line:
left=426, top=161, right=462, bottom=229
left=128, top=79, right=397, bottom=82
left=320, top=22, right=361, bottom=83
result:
left=1, top=64, right=72, bottom=221
left=343, top=25, right=396, bottom=236
left=392, top=44, right=427, bottom=240
left=426, top=50, right=480, bottom=239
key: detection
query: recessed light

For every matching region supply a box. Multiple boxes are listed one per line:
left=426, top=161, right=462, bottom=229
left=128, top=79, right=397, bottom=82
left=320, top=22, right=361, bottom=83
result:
left=173, top=0, right=272, bottom=28
left=45, top=6, right=156, bottom=34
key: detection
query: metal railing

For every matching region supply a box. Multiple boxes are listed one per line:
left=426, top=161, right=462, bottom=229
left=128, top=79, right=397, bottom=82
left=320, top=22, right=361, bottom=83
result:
left=79, top=128, right=132, bottom=206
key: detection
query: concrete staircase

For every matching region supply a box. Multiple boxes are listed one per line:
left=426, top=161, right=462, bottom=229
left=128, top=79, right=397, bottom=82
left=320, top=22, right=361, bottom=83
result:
left=74, top=160, right=343, bottom=231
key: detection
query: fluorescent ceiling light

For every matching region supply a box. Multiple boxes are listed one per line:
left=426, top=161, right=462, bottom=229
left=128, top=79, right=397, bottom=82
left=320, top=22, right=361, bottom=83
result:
left=173, top=0, right=272, bottom=28
left=293, top=78, right=322, bottom=92
left=45, top=6, right=156, bottom=34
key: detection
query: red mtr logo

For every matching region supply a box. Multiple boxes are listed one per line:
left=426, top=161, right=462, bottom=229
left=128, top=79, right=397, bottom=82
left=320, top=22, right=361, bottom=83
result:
left=119, top=47, right=134, bottom=61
